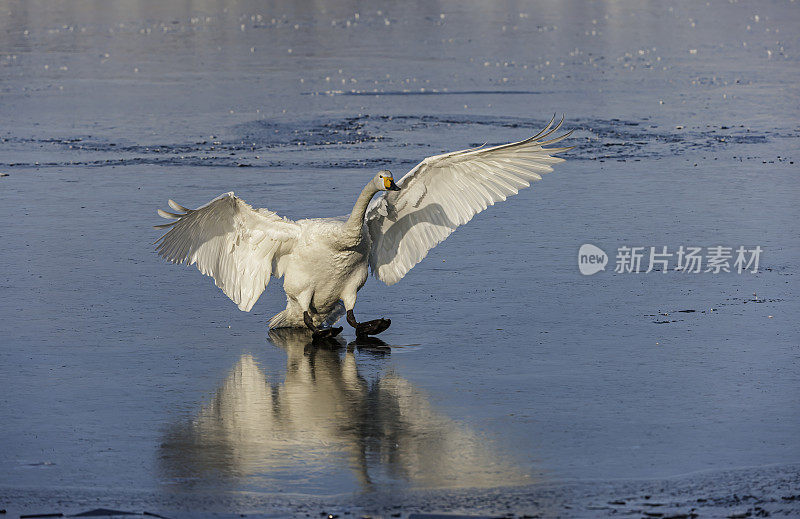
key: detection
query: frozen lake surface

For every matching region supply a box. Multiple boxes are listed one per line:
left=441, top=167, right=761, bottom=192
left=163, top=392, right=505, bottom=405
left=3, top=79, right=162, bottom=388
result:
left=1, top=1, right=798, bottom=517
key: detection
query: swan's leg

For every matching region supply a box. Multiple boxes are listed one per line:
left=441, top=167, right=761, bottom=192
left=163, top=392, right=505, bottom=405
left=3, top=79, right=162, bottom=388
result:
left=342, top=290, right=391, bottom=338
left=346, top=309, right=391, bottom=338
left=298, top=290, right=342, bottom=340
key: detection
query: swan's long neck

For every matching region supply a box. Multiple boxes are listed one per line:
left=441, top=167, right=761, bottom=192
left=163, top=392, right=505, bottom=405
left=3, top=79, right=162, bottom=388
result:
left=343, top=181, right=379, bottom=242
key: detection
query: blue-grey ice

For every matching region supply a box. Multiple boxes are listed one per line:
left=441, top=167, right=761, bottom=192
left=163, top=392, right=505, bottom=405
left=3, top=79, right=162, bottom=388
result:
left=1, top=1, right=798, bottom=518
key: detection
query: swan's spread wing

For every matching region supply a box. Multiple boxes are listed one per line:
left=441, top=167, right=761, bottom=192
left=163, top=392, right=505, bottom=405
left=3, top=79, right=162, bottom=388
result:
left=366, top=117, right=571, bottom=286
left=154, top=192, right=300, bottom=311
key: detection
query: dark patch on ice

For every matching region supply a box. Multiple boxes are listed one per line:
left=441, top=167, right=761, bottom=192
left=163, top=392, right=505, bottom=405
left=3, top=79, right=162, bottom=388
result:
left=646, top=292, right=786, bottom=324
left=235, top=116, right=386, bottom=147
left=2, top=114, right=794, bottom=170
left=329, top=89, right=546, bottom=96
left=14, top=510, right=172, bottom=519
left=407, top=514, right=497, bottom=519
left=71, top=509, right=138, bottom=517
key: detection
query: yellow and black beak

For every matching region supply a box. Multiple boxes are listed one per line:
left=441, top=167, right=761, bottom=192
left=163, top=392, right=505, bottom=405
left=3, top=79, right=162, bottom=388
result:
left=384, top=177, right=401, bottom=191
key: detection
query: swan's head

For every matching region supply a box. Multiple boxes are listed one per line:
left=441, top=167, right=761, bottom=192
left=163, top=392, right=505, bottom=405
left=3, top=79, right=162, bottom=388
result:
left=374, top=170, right=401, bottom=192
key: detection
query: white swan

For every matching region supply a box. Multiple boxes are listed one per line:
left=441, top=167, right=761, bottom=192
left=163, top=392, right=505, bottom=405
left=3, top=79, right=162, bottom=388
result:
left=155, top=116, right=571, bottom=338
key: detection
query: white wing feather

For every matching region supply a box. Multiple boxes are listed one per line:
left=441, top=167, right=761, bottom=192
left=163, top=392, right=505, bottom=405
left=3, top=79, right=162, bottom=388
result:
left=154, top=192, right=300, bottom=311
left=367, top=116, right=572, bottom=286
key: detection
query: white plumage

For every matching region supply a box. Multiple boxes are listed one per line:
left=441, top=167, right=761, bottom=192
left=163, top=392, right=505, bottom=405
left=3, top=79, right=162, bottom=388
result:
left=155, top=116, right=571, bottom=335
left=155, top=193, right=299, bottom=312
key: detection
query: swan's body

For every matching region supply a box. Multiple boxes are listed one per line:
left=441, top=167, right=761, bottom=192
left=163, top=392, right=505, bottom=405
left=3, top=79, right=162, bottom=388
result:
left=155, top=117, right=571, bottom=336
left=273, top=214, right=371, bottom=328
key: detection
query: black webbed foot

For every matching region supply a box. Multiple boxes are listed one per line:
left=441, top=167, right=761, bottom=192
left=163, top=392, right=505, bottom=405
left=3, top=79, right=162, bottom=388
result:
left=304, top=310, right=343, bottom=342
left=312, top=326, right=343, bottom=341
left=355, top=318, right=391, bottom=338
left=347, top=309, right=391, bottom=338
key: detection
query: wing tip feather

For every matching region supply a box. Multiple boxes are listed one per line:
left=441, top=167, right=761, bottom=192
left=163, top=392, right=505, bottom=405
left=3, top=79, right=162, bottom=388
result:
left=157, top=209, right=181, bottom=220
left=168, top=199, right=190, bottom=212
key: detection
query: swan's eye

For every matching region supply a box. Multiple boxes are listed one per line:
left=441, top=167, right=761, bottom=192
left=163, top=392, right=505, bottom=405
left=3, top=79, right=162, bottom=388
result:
left=383, top=176, right=394, bottom=189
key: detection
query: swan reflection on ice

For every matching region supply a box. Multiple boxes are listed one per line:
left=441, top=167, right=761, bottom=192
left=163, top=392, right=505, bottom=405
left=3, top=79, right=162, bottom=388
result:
left=159, top=329, right=529, bottom=492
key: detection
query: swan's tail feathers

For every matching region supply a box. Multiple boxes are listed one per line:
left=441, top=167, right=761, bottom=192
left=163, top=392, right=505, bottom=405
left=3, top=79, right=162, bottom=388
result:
left=268, top=309, right=293, bottom=329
